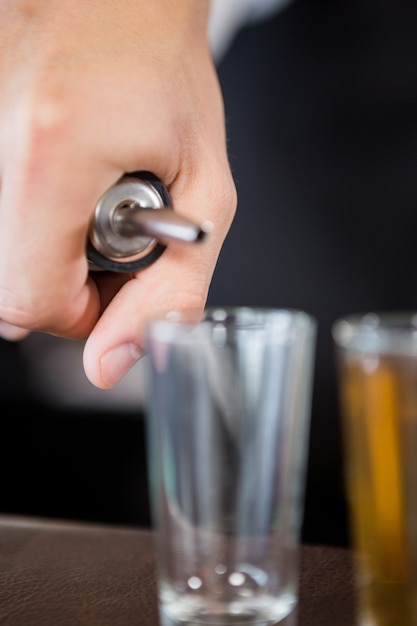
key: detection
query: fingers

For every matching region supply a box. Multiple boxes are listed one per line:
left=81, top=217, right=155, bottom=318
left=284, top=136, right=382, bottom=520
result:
left=83, top=172, right=236, bottom=388
left=0, top=320, right=30, bottom=341
left=83, top=250, right=213, bottom=388
left=0, top=146, right=105, bottom=338
left=0, top=0, right=236, bottom=387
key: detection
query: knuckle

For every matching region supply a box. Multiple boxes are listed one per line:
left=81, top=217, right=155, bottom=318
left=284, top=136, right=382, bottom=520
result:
left=220, top=173, right=238, bottom=226
left=16, top=79, right=74, bottom=170
left=153, top=281, right=209, bottom=318
left=206, top=169, right=238, bottom=233
left=0, top=291, right=45, bottom=330
left=0, top=281, right=70, bottom=332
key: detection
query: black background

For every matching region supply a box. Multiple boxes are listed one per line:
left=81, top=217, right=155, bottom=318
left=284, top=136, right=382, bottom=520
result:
left=2, top=0, right=417, bottom=548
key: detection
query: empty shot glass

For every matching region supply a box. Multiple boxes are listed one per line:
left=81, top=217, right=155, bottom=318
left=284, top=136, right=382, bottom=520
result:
left=144, top=307, right=317, bottom=625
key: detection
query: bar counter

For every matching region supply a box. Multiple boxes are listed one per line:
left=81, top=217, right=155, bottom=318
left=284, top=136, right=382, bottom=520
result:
left=0, top=515, right=356, bottom=625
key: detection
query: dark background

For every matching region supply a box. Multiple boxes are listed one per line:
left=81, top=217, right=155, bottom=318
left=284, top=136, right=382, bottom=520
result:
left=2, top=0, right=417, bottom=548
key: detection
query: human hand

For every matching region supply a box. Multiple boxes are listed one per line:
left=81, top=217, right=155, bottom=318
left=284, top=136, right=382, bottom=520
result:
left=0, top=0, right=236, bottom=388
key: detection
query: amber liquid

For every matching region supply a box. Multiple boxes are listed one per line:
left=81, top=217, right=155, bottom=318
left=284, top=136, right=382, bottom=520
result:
left=339, top=355, right=417, bottom=626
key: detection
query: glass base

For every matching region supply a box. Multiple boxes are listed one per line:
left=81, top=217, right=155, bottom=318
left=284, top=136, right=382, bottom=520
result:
left=159, top=604, right=297, bottom=626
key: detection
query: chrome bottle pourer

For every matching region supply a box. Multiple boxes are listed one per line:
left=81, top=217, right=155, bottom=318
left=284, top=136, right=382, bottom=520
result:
left=87, top=171, right=210, bottom=272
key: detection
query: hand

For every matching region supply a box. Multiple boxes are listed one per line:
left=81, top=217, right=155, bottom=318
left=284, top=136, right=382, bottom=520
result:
left=0, top=0, right=236, bottom=388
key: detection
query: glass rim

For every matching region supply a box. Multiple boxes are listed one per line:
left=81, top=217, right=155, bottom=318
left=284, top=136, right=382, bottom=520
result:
left=144, top=306, right=317, bottom=346
left=332, top=311, right=417, bottom=353
left=147, top=306, right=316, bottom=328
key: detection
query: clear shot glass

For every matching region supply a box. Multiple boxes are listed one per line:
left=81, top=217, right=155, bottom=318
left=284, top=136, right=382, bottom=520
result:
left=144, top=307, right=317, bottom=626
left=333, top=312, right=417, bottom=626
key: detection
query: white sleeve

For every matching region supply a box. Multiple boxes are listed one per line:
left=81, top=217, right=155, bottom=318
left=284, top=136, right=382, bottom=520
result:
left=208, top=0, right=293, bottom=62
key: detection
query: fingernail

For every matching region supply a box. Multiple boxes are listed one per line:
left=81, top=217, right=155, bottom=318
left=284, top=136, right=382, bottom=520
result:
left=100, top=343, right=143, bottom=386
